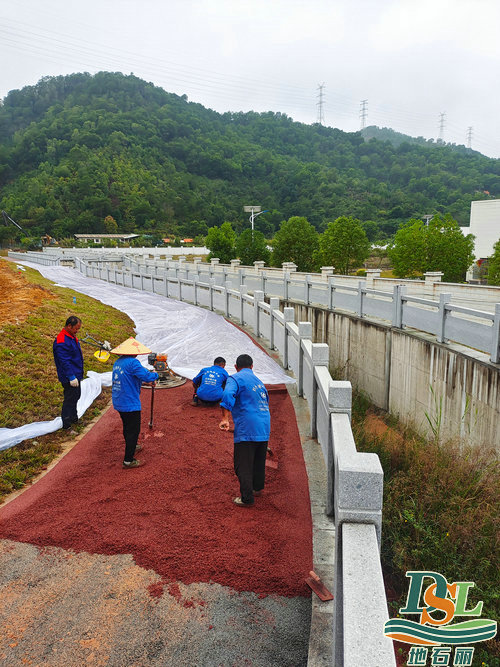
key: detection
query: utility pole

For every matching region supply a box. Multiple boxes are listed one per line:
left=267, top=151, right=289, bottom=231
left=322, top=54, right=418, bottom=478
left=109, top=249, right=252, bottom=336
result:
left=438, top=112, right=446, bottom=142
left=423, top=214, right=433, bottom=227
left=466, top=126, right=473, bottom=149
left=316, top=83, right=325, bottom=125
left=360, top=99, right=368, bottom=129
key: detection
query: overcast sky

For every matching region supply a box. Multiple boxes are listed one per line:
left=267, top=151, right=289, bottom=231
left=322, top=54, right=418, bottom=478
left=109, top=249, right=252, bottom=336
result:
left=1, top=0, right=499, bottom=158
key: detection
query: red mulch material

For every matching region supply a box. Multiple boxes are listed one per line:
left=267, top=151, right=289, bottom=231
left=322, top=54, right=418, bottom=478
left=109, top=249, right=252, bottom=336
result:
left=0, top=381, right=312, bottom=597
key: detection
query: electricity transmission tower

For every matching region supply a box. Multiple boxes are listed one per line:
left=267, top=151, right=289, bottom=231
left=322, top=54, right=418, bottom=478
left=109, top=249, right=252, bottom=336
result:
left=466, top=126, right=473, bottom=149
left=438, top=112, right=446, bottom=142
left=316, top=83, right=325, bottom=125
left=360, top=99, right=368, bottom=129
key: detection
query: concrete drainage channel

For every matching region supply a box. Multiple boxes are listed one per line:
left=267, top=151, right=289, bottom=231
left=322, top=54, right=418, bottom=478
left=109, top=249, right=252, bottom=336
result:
left=238, top=323, right=335, bottom=666
left=289, top=383, right=335, bottom=667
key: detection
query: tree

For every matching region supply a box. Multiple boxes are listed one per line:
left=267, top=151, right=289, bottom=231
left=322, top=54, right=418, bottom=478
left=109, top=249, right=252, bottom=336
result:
left=487, top=239, right=500, bottom=285
left=205, top=222, right=236, bottom=264
left=387, top=218, right=427, bottom=277
left=271, top=216, right=318, bottom=272
left=316, top=216, right=370, bottom=275
left=235, top=229, right=270, bottom=266
left=103, top=215, right=118, bottom=233
left=388, top=214, right=475, bottom=282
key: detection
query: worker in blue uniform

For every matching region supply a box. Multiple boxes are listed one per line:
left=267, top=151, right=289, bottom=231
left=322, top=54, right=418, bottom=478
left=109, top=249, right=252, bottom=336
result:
left=111, top=337, right=159, bottom=469
left=219, top=354, right=270, bottom=507
left=53, top=315, right=84, bottom=430
left=192, top=356, right=229, bottom=405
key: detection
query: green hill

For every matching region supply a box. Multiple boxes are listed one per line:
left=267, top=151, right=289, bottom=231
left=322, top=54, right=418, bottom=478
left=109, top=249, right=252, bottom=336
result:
left=0, top=71, right=499, bottom=241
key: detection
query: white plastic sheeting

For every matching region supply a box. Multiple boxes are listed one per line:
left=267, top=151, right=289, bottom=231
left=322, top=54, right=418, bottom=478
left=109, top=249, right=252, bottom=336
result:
left=0, top=371, right=112, bottom=452
left=0, top=263, right=293, bottom=451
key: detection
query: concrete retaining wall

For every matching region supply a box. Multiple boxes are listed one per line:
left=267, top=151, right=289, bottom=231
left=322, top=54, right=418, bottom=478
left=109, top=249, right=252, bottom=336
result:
left=289, top=304, right=500, bottom=450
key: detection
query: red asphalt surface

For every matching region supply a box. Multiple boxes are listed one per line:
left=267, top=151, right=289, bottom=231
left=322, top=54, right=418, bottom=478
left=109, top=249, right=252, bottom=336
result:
left=0, top=381, right=313, bottom=598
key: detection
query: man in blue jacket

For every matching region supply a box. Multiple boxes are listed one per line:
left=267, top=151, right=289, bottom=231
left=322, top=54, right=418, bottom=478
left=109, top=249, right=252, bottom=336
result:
left=53, top=315, right=84, bottom=430
left=219, top=354, right=270, bottom=507
left=192, top=357, right=228, bottom=406
left=111, top=337, right=159, bottom=469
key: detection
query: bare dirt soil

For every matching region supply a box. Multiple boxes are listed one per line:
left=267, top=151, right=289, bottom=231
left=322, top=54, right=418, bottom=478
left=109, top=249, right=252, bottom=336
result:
left=0, top=260, right=54, bottom=326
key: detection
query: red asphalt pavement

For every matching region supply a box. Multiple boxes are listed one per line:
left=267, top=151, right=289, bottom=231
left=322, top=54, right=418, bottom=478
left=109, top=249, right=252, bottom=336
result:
left=0, top=381, right=313, bottom=598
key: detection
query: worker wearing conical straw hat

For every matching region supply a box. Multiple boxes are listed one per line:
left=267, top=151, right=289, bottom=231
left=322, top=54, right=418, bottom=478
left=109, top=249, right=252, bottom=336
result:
left=110, top=338, right=158, bottom=469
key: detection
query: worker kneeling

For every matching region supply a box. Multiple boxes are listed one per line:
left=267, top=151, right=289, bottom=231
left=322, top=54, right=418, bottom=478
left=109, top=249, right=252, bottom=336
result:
left=192, top=356, right=228, bottom=406
left=111, top=338, right=159, bottom=469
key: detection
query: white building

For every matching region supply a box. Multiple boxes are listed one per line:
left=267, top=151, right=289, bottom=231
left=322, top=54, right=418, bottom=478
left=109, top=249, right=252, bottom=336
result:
left=461, top=199, right=500, bottom=281
left=462, top=200, right=500, bottom=258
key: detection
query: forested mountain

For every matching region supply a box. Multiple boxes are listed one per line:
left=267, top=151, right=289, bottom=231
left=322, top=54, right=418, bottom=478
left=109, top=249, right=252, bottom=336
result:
left=0, top=71, right=499, bottom=241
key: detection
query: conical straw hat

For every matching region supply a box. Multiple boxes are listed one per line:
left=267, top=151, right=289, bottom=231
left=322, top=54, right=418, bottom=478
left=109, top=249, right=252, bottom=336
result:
left=110, top=337, right=152, bottom=355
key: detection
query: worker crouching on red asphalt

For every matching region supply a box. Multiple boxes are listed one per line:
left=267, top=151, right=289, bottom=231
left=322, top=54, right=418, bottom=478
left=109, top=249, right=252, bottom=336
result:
left=192, top=356, right=229, bottom=406
left=111, top=337, right=159, bottom=469
left=53, top=315, right=84, bottom=431
left=219, top=354, right=270, bottom=507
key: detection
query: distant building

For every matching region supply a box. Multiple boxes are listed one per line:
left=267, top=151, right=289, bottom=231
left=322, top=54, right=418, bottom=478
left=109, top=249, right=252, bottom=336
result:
left=74, top=233, right=139, bottom=244
left=181, top=238, right=194, bottom=243
left=461, top=199, right=500, bottom=281
left=461, top=200, right=500, bottom=259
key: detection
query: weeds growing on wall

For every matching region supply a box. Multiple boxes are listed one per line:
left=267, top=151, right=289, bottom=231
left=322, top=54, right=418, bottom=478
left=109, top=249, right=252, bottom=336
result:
left=0, top=261, right=135, bottom=502
left=351, top=391, right=500, bottom=665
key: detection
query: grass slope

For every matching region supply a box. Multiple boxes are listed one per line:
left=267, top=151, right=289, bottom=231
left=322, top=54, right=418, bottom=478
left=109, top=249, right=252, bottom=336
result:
left=0, top=259, right=135, bottom=501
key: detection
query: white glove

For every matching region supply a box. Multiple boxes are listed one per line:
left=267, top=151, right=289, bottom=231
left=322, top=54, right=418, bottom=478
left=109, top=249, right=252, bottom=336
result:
left=69, top=378, right=79, bottom=387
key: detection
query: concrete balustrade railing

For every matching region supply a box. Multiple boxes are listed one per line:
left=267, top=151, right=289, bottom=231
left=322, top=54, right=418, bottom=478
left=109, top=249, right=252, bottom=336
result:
left=9, top=250, right=500, bottom=362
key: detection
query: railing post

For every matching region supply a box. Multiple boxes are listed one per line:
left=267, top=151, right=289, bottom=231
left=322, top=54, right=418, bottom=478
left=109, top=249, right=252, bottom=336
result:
left=209, top=278, right=215, bottom=311
left=328, top=277, right=336, bottom=310
left=224, top=280, right=231, bottom=317
left=304, top=274, right=311, bottom=305
left=261, top=270, right=266, bottom=294
left=193, top=275, right=198, bottom=306
left=283, top=271, right=289, bottom=301
left=357, top=280, right=366, bottom=317
left=392, top=284, right=406, bottom=328
left=297, top=322, right=312, bottom=397
left=239, top=284, right=247, bottom=324
left=253, top=290, right=264, bottom=337
left=283, top=307, right=295, bottom=369
left=437, top=293, right=452, bottom=343
left=326, top=381, right=352, bottom=517
left=365, top=268, right=381, bottom=289
left=164, top=274, right=168, bottom=297
left=310, top=343, right=329, bottom=439
left=269, top=297, right=279, bottom=350
left=239, top=268, right=246, bottom=288
left=491, top=303, right=500, bottom=363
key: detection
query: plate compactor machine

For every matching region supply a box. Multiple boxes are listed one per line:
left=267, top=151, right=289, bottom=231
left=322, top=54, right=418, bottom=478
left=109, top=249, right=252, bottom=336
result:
left=147, top=352, right=186, bottom=389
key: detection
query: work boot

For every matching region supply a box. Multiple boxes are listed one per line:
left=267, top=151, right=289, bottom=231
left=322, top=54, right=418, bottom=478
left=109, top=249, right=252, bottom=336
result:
left=122, top=459, right=144, bottom=469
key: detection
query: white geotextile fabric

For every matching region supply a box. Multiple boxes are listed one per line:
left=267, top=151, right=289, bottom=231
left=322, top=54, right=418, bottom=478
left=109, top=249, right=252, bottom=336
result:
left=0, top=262, right=293, bottom=451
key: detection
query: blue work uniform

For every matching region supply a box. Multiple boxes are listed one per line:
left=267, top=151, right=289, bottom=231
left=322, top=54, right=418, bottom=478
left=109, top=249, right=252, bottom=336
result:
left=220, top=367, right=271, bottom=505
left=112, top=355, right=159, bottom=464
left=112, top=356, right=159, bottom=411
left=193, top=365, right=229, bottom=402
left=220, top=368, right=270, bottom=443
left=53, top=328, right=84, bottom=384
left=53, top=328, right=84, bottom=429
